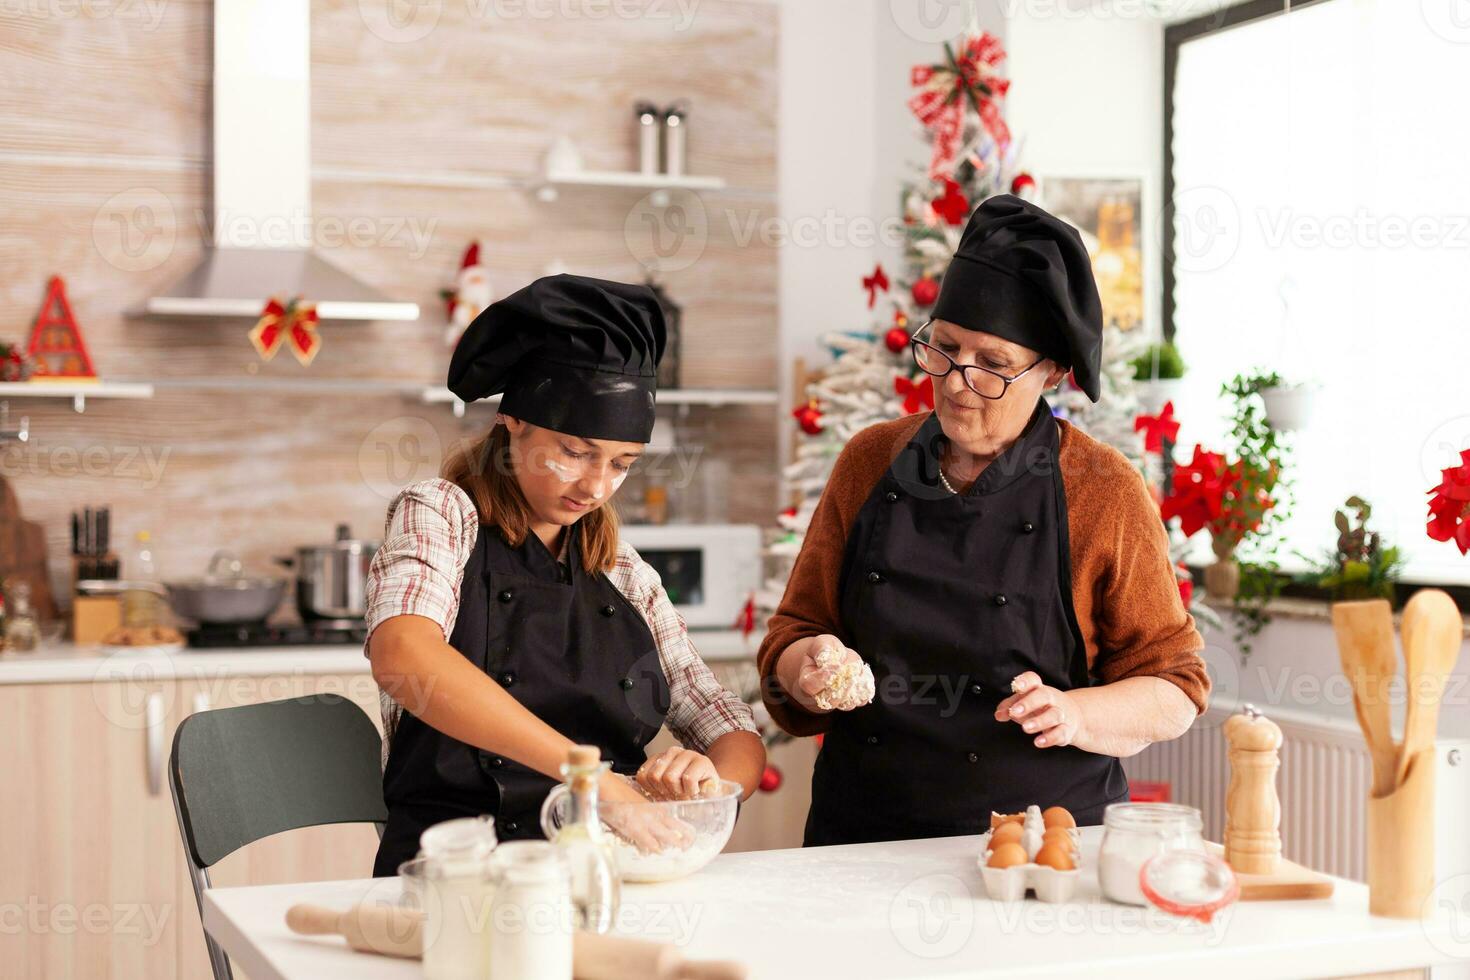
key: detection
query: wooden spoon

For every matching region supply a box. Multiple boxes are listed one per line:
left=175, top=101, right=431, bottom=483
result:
left=1331, top=599, right=1400, bottom=797
left=1395, top=589, right=1463, bottom=788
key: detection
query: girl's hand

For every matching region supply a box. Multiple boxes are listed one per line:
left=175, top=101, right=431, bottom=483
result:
left=636, top=747, right=720, bottom=801
left=994, top=671, right=1086, bottom=749
left=786, top=634, right=869, bottom=713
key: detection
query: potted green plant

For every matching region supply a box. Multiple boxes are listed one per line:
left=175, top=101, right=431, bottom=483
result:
left=1300, top=495, right=1403, bottom=602
left=1254, top=369, right=1319, bottom=432
left=1131, top=341, right=1186, bottom=413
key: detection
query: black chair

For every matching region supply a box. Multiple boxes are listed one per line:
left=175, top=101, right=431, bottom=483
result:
left=169, top=693, right=389, bottom=980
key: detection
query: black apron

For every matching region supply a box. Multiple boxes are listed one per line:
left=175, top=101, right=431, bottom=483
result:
left=804, top=399, right=1127, bottom=846
left=373, top=523, right=670, bottom=875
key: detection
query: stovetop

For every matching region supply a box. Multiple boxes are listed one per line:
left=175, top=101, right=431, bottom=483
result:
left=186, top=619, right=368, bottom=649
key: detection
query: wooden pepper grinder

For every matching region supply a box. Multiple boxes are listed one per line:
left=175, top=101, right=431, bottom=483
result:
left=1224, top=704, right=1283, bottom=875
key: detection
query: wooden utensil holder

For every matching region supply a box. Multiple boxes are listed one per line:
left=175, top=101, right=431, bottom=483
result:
left=1367, top=746, right=1436, bottom=919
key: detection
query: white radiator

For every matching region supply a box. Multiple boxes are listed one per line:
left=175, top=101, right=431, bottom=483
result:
left=1123, top=701, right=1470, bottom=885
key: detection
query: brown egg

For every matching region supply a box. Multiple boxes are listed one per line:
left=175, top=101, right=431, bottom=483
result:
left=1041, top=826, right=1074, bottom=847
left=987, top=842, right=1029, bottom=869
left=1034, top=842, right=1076, bottom=871
left=1042, top=806, right=1076, bottom=829
left=990, top=822, right=1024, bottom=846
left=989, top=812, right=1024, bottom=830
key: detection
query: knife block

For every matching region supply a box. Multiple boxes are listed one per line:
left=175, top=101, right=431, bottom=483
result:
left=1366, top=747, right=1436, bottom=919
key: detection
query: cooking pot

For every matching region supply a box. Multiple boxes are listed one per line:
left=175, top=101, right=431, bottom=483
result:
left=81, top=550, right=287, bottom=625
left=278, top=523, right=380, bottom=621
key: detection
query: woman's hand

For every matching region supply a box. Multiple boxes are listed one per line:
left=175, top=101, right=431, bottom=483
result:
left=636, top=747, right=720, bottom=801
left=994, top=671, right=1086, bottom=749
left=597, top=770, right=697, bottom=854
left=777, top=634, right=869, bottom=714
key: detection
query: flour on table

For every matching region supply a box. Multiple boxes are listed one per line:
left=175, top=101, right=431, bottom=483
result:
left=813, top=646, right=876, bottom=711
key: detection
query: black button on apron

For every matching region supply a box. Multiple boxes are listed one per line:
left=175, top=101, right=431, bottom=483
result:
left=993, top=594, right=1008, bottom=607
left=500, top=671, right=516, bottom=686
left=866, top=734, right=879, bottom=745
left=967, top=752, right=980, bottom=763
left=503, top=820, right=519, bottom=835
left=1021, top=521, right=1035, bottom=534
left=600, top=604, right=616, bottom=617
left=867, top=571, right=883, bottom=584
left=498, top=589, right=514, bottom=603
left=885, top=491, right=899, bottom=503
left=490, top=756, right=504, bottom=768
left=619, top=678, right=634, bottom=690
left=970, top=683, right=983, bottom=695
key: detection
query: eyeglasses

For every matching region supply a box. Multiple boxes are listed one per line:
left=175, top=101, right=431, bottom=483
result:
left=909, top=321, right=1045, bottom=400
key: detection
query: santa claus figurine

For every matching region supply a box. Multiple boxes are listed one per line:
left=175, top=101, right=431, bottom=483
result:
left=444, top=241, right=492, bottom=347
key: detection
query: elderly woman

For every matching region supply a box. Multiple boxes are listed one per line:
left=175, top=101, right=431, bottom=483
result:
left=758, top=196, right=1210, bottom=846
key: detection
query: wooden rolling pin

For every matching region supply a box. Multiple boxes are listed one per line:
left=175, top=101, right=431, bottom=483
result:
left=287, top=903, right=748, bottom=980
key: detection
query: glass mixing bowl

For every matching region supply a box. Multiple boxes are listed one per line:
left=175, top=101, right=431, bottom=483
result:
left=539, top=779, right=742, bottom=883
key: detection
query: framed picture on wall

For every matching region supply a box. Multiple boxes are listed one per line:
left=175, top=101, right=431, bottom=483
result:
left=1038, top=175, right=1146, bottom=333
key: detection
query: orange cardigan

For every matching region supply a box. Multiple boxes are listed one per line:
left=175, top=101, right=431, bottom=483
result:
left=757, top=411, right=1211, bottom=737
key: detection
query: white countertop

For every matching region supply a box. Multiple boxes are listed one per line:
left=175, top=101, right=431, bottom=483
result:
left=202, top=829, right=1463, bottom=980
left=0, top=629, right=758, bottom=685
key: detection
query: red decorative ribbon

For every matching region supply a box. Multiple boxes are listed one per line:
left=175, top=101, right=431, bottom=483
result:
left=863, top=264, right=890, bottom=309
left=909, top=32, right=1012, bottom=181
left=249, top=296, right=321, bottom=365
left=1134, top=401, right=1181, bottom=454
left=895, top=374, right=935, bottom=415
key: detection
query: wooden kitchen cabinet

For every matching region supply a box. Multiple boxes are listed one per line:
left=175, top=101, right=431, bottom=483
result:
left=0, top=677, right=188, bottom=980
left=0, top=668, right=384, bottom=980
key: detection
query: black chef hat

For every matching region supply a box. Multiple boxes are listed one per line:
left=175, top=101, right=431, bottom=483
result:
left=448, top=274, right=667, bottom=442
left=930, top=194, right=1104, bottom=402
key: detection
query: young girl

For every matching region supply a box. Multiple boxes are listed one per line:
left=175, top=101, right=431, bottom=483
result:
left=367, top=274, right=764, bottom=874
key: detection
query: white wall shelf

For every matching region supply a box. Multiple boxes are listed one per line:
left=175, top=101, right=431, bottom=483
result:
left=419, top=386, right=777, bottom=418
left=0, top=380, right=155, bottom=413
left=535, top=169, right=727, bottom=206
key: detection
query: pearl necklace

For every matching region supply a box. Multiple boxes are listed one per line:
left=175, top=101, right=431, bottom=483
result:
left=938, top=442, right=960, bottom=495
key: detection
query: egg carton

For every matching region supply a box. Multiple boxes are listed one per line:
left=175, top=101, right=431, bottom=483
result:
left=977, top=829, right=1083, bottom=904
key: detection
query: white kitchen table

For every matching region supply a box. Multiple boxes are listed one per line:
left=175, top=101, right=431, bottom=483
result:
left=202, top=828, right=1465, bottom=980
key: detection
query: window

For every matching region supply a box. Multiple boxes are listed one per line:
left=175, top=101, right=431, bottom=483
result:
left=1165, top=0, right=1470, bottom=584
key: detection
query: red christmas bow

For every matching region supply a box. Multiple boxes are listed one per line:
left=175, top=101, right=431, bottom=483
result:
left=931, top=177, right=970, bottom=226
left=909, top=32, right=1012, bottom=180
left=249, top=296, right=321, bottom=365
left=863, top=264, right=890, bottom=309
left=895, top=374, right=935, bottom=414
left=1135, top=401, right=1181, bottom=454
left=1427, top=448, right=1470, bottom=554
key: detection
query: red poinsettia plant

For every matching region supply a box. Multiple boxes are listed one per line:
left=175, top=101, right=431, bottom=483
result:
left=1427, top=448, right=1470, bottom=555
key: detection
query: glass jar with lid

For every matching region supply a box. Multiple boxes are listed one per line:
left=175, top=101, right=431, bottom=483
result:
left=1097, top=802, right=1206, bottom=906
left=418, top=815, right=498, bottom=980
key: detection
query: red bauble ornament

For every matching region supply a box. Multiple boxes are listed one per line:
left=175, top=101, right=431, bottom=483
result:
left=884, top=326, right=910, bottom=353
left=758, top=764, right=783, bottom=793
left=1011, top=172, right=1038, bottom=201
left=792, top=402, right=824, bottom=435
left=911, top=276, right=939, bottom=307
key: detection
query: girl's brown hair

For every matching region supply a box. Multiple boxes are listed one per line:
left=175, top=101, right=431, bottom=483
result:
left=441, top=422, right=621, bottom=574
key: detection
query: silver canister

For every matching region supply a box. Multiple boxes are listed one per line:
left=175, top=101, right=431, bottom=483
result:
left=635, top=101, right=661, bottom=175
left=662, top=102, right=688, bottom=177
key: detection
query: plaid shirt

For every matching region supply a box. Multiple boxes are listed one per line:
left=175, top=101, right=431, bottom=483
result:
left=364, top=478, right=756, bottom=763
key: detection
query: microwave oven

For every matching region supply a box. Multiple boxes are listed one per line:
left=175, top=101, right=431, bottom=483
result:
left=618, top=523, right=762, bottom=629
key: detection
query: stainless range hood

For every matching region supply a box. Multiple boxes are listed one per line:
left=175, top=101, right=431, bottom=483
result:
left=146, top=0, right=419, bottom=322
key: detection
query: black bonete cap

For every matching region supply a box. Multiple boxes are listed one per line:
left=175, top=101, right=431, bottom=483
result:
left=930, top=194, right=1104, bottom=402
left=448, top=274, right=667, bottom=442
